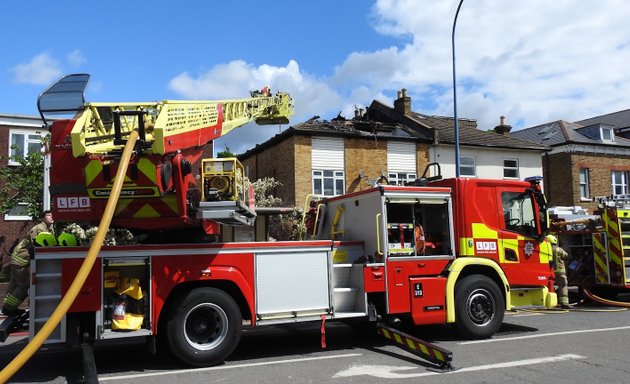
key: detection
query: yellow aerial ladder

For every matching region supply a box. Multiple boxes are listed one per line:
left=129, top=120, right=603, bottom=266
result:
left=68, top=85, right=293, bottom=157
left=38, top=74, right=294, bottom=231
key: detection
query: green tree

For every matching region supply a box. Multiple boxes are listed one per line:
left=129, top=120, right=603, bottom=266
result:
left=0, top=143, right=46, bottom=219
left=216, top=145, right=235, bottom=158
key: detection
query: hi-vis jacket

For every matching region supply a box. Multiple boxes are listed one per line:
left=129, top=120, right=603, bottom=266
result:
left=11, top=221, right=54, bottom=267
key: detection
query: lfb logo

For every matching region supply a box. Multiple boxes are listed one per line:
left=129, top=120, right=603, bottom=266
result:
left=475, top=240, right=497, bottom=254
left=57, top=196, right=90, bottom=209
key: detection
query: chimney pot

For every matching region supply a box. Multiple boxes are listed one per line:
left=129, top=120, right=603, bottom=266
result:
left=394, top=88, right=412, bottom=116
left=494, top=115, right=512, bottom=135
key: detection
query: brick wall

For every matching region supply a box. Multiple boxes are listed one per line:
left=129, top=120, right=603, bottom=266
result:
left=416, top=142, right=431, bottom=176
left=345, top=137, right=387, bottom=193
left=293, top=136, right=312, bottom=207
left=0, top=125, right=32, bottom=265
left=543, top=152, right=573, bottom=207
left=241, top=136, right=299, bottom=206
left=544, top=151, right=630, bottom=212
left=241, top=134, right=434, bottom=207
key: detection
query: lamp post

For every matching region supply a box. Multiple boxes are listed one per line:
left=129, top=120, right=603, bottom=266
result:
left=452, top=0, right=464, bottom=177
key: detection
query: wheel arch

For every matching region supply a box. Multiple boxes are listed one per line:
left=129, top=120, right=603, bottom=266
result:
left=445, top=258, right=509, bottom=323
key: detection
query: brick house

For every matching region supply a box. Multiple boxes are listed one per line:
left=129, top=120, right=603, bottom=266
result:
left=0, top=114, right=48, bottom=264
left=240, top=91, right=548, bottom=208
left=512, top=118, right=630, bottom=212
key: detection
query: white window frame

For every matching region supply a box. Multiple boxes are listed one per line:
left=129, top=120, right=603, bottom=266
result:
left=4, top=203, right=31, bottom=221
left=8, top=129, right=45, bottom=166
left=612, top=170, right=629, bottom=196
left=579, top=168, right=590, bottom=200
left=387, top=172, right=417, bottom=186
left=459, top=156, right=476, bottom=177
left=312, top=170, right=345, bottom=197
left=5, top=129, right=46, bottom=220
left=503, top=158, right=519, bottom=179
left=600, top=126, right=614, bottom=142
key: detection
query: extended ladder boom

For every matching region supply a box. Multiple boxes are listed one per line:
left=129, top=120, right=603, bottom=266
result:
left=69, top=91, right=293, bottom=157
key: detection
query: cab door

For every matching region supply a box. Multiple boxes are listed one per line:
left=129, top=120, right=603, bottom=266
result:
left=497, top=188, right=549, bottom=285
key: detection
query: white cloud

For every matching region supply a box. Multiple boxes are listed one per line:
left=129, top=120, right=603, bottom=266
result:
left=170, top=0, right=630, bottom=153
left=67, top=49, right=87, bottom=67
left=169, top=60, right=343, bottom=154
left=10, top=52, right=62, bottom=85
left=336, top=0, right=630, bottom=130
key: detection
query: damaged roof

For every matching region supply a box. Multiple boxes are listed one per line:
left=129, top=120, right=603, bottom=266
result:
left=369, top=99, right=548, bottom=151
left=240, top=97, right=549, bottom=158
left=238, top=114, right=422, bottom=158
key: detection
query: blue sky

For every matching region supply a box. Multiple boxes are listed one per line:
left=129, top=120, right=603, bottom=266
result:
left=2, top=1, right=630, bottom=154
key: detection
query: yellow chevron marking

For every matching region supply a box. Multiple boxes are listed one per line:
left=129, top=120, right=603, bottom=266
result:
left=163, top=194, right=180, bottom=214
left=115, top=198, right=133, bottom=214
left=133, top=204, right=161, bottom=218
left=406, top=338, right=416, bottom=350
left=137, top=158, right=157, bottom=184
left=419, top=343, right=429, bottom=355
left=594, top=253, right=607, bottom=271
left=434, top=350, right=444, bottom=362
left=394, top=334, right=403, bottom=344
left=85, top=160, right=103, bottom=186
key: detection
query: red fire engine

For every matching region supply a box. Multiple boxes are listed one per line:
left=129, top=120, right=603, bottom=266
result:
left=6, top=75, right=558, bottom=370
left=549, top=201, right=630, bottom=303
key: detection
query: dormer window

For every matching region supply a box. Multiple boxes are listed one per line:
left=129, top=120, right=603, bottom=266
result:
left=601, top=126, right=614, bottom=142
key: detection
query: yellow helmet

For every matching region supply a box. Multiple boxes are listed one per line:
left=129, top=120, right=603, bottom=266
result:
left=546, top=234, right=558, bottom=245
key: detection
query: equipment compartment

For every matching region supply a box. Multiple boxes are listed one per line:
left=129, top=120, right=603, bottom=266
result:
left=100, top=257, right=152, bottom=338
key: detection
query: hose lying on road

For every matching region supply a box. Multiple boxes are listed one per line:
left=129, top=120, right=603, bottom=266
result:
left=581, top=287, right=630, bottom=309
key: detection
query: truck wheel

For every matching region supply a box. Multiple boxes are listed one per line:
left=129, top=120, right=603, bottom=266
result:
left=454, top=275, right=504, bottom=339
left=165, top=287, right=242, bottom=367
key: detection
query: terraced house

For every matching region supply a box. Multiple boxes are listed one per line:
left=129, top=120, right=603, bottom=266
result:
left=239, top=90, right=548, bottom=208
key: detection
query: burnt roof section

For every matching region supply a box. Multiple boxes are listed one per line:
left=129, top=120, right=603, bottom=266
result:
left=240, top=95, right=549, bottom=159
left=368, top=99, right=548, bottom=151
left=511, top=120, right=630, bottom=148
left=238, top=113, right=425, bottom=159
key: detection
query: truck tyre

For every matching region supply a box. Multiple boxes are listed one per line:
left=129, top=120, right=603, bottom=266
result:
left=454, top=275, right=504, bottom=339
left=165, top=287, right=242, bottom=367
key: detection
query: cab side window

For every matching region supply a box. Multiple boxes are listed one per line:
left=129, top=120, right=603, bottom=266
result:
left=501, top=191, right=537, bottom=237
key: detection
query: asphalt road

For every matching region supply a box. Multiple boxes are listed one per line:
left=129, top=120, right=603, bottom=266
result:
left=1, top=303, right=630, bottom=384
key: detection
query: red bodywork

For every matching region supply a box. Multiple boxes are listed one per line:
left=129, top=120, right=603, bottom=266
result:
left=52, top=241, right=332, bottom=333
left=433, top=178, right=553, bottom=287
left=48, top=113, right=222, bottom=230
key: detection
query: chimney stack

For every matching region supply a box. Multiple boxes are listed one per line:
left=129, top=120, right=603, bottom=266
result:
left=494, top=115, right=512, bottom=135
left=394, top=88, right=412, bottom=116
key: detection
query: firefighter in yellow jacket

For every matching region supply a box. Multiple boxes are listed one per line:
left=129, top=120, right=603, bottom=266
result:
left=2, top=210, right=54, bottom=316
left=547, top=234, right=570, bottom=309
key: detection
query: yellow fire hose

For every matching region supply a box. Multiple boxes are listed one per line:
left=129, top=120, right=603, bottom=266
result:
left=0, top=130, right=139, bottom=383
